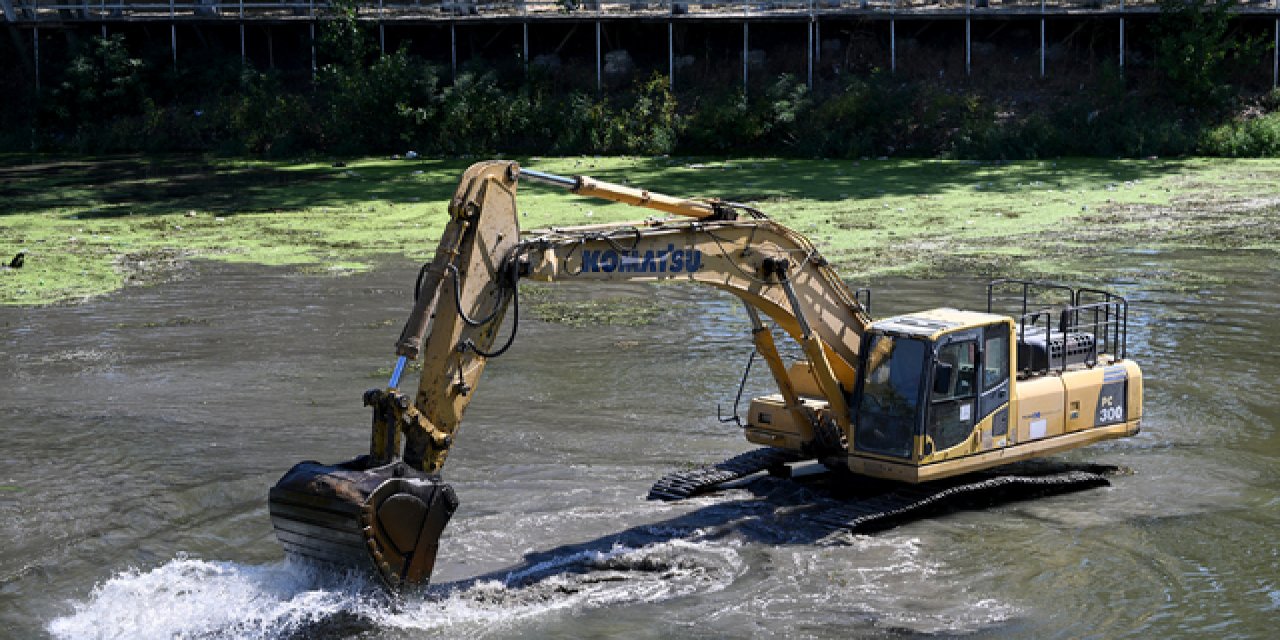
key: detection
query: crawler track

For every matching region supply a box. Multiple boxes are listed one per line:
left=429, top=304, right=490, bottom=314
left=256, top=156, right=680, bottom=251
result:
left=804, top=470, right=1111, bottom=533
left=649, top=447, right=1115, bottom=532
left=647, top=447, right=810, bottom=501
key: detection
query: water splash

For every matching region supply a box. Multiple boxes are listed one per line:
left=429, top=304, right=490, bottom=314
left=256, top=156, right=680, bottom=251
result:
left=48, top=556, right=378, bottom=640
left=48, top=540, right=742, bottom=639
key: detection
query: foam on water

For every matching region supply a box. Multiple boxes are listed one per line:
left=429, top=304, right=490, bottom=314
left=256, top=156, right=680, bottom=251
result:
left=48, top=556, right=378, bottom=640
left=378, top=539, right=742, bottom=635
left=48, top=539, right=743, bottom=639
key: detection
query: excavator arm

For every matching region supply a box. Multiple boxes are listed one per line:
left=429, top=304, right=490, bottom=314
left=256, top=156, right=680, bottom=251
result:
left=385, top=161, right=870, bottom=472
left=269, top=161, right=872, bottom=590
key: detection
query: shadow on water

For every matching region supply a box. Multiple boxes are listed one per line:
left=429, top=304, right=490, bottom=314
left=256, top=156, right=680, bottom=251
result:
left=451, top=458, right=1120, bottom=578
left=282, top=459, right=1117, bottom=638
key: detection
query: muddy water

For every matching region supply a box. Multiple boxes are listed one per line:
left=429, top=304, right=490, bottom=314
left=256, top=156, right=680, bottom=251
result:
left=1, top=251, right=1277, bottom=639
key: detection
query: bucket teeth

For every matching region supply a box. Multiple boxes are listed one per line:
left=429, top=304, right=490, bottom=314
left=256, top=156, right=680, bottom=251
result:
left=268, top=458, right=458, bottom=591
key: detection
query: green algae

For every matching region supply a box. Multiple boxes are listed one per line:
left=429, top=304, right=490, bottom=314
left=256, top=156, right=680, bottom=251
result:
left=2, top=155, right=1277, bottom=305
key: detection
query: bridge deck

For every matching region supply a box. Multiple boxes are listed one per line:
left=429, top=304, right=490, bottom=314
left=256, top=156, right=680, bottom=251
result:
left=5, top=0, right=1279, bottom=26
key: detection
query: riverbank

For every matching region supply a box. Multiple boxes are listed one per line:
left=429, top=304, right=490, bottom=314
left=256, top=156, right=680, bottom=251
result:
left=2, top=154, right=1278, bottom=305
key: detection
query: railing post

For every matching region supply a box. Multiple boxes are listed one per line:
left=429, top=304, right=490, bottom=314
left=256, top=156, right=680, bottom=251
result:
left=595, top=19, right=601, bottom=94
left=309, top=0, right=316, bottom=78
left=742, top=20, right=748, bottom=95
left=891, top=0, right=896, bottom=73
left=807, top=8, right=813, bottom=89
left=1119, top=0, right=1125, bottom=70
left=965, top=0, right=971, bottom=76
left=1039, top=0, right=1045, bottom=78
left=170, top=0, right=177, bottom=71
left=522, top=21, right=528, bottom=76
left=32, top=0, right=39, bottom=92
left=668, top=19, right=674, bottom=90
left=380, top=0, right=385, bottom=55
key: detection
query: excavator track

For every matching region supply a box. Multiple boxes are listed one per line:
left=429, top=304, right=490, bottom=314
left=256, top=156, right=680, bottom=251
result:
left=650, top=448, right=1116, bottom=533
left=647, top=447, right=812, bottom=501
left=804, top=469, right=1111, bottom=534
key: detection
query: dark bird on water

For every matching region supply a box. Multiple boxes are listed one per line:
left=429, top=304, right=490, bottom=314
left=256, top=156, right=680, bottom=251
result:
left=8, top=252, right=24, bottom=269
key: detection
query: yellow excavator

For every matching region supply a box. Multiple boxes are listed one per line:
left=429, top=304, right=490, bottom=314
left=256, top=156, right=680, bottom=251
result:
left=268, top=161, right=1143, bottom=590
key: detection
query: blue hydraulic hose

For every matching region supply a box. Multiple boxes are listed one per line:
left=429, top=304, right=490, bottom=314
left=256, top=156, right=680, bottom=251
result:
left=388, top=355, right=408, bottom=389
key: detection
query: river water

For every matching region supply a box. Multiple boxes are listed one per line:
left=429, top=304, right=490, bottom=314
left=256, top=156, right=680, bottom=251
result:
left=1, top=251, right=1276, bottom=639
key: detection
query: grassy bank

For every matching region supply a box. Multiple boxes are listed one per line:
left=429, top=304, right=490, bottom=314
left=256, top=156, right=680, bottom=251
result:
left=2, top=155, right=1278, bottom=305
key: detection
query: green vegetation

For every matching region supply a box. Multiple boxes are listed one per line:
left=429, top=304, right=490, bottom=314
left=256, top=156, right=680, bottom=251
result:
left=1153, top=0, right=1269, bottom=109
left=2, top=0, right=1277, bottom=160
left=3, top=155, right=1279, bottom=305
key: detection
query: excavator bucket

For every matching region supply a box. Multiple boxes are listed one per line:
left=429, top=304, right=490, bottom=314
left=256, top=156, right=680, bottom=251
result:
left=268, top=456, right=458, bottom=590
left=266, top=161, right=522, bottom=592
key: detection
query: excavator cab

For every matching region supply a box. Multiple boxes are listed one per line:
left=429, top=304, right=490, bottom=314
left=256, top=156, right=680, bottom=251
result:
left=847, top=289, right=1140, bottom=483
left=851, top=313, right=1013, bottom=470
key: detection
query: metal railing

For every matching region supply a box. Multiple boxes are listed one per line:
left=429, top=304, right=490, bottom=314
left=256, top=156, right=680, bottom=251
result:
left=7, top=0, right=1279, bottom=23
left=987, top=279, right=1128, bottom=376
left=1074, top=286, right=1128, bottom=361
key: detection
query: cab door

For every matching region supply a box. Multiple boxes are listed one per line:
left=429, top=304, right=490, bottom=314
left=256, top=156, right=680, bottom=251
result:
left=925, top=331, right=980, bottom=456
left=978, top=322, right=1012, bottom=440
left=925, top=324, right=1012, bottom=459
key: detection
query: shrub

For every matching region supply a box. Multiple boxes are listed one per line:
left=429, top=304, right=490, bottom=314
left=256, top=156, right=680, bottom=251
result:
left=317, top=48, right=443, bottom=154
left=226, top=70, right=317, bottom=157
left=43, top=34, right=148, bottom=151
left=680, top=89, right=757, bottom=154
left=618, top=73, right=682, bottom=155
left=1200, top=112, right=1280, bottom=156
left=1153, top=0, right=1268, bottom=110
left=436, top=71, right=532, bottom=155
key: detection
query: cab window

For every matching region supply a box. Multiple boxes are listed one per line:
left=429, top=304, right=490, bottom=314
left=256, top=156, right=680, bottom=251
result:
left=927, top=340, right=978, bottom=452
left=983, top=326, right=1009, bottom=390
left=978, top=323, right=1011, bottom=426
left=933, top=341, right=977, bottom=401
left=855, top=335, right=927, bottom=459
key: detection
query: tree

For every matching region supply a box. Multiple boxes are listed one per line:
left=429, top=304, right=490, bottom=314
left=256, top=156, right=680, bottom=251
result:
left=1153, top=0, right=1267, bottom=108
